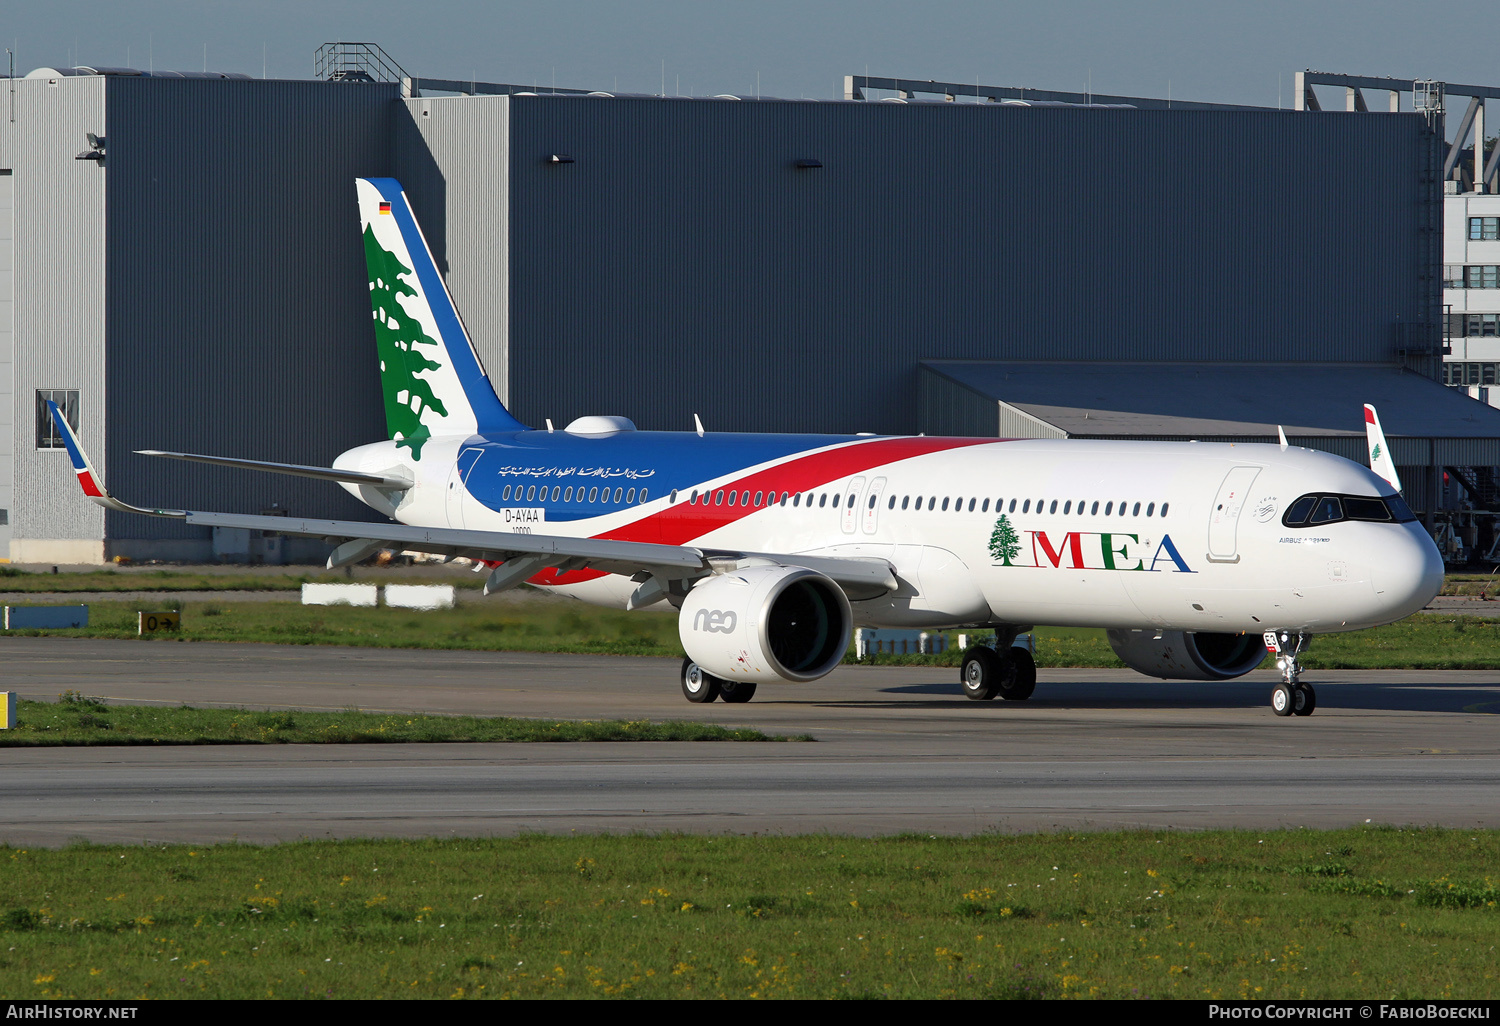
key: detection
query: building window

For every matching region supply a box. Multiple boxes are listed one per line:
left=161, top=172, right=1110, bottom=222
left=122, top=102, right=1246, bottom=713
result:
left=36, top=390, right=79, bottom=449
left=1464, top=265, right=1500, bottom=288
left=1447, top=313, right=1500, bottom=337
left=1470, top=217, right=1500, bottom=240
left=1443, top=361, right=1500, bottom=386
left=1445, top=265, right=1465, bottom=288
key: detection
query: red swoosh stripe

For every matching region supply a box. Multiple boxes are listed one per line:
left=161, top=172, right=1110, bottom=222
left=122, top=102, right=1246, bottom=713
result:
left=530, top=435, right=998, bottom=586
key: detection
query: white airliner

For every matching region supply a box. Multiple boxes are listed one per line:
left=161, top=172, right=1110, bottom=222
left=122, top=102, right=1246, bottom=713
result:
left=51, top=178, right=1445, bottom=716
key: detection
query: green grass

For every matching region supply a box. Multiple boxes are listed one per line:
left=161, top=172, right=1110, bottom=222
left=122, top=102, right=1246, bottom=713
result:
left=0, top=693, right=799, bottom=746
left=1, top=828, right=1495, bottom=999
left=2, top=599, right=683, bottom=655
left=0, top=566, right=485, bottom=593
left=863, top=616, right=1500, bottom=670
left=8, top=597, right=1500, bottom=670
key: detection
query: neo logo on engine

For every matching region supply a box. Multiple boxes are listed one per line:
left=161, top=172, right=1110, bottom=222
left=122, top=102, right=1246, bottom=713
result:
left=693, top=609, right=738, bottom=634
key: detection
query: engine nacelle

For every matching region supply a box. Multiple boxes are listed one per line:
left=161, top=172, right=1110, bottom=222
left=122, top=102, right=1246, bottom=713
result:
left=1106, top=629, right=1267, bottom=681
left=679, top=566, right=852, bottom=683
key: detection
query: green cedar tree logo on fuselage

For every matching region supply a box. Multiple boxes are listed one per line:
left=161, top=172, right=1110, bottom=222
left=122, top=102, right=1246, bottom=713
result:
left=988, top=513, right=1020, bottom=566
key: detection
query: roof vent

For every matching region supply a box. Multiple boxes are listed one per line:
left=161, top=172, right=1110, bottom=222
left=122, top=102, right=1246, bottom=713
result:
left=565, top=415, right=636, bottom=437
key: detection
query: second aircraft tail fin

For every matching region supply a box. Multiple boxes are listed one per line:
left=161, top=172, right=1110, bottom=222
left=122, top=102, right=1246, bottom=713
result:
left=355, top=178, right=526, bottom=458
left=1363, top=404, right=1402, bottom=493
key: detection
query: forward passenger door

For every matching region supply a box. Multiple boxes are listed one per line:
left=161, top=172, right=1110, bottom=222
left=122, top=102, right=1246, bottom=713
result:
left=1207, top=466, right=1262, bottom=563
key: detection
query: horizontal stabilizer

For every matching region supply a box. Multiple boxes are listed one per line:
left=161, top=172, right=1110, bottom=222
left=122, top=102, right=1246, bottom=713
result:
left=137, top=450, right=414, bottom=490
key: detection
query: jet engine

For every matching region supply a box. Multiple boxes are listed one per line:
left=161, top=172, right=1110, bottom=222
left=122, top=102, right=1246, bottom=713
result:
left=678, top=566, right=851, bottom=683
left=1105, top=629, right=1267, bottom=681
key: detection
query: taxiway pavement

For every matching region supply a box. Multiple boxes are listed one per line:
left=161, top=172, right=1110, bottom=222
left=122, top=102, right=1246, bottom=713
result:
left=2, top=637, right=1497, bottom=845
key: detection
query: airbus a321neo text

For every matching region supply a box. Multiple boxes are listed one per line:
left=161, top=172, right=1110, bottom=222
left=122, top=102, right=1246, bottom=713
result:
left=52, top=177, right=1444, bottom=716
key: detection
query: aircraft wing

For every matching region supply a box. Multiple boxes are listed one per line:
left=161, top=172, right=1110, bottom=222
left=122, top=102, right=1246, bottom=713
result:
left=49, top=402, right=896, bottom=598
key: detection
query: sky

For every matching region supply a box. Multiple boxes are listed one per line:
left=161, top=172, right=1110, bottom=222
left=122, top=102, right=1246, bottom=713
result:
left=5, top=0, right=1499, bottom=111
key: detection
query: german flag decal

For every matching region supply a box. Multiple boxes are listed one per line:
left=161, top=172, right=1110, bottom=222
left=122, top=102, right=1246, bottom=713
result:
left=378, top=201, right=392, bottom=214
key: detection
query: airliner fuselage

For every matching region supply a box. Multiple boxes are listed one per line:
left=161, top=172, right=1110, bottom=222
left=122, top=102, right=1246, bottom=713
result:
left=335, top=431, right=1442, bottom=637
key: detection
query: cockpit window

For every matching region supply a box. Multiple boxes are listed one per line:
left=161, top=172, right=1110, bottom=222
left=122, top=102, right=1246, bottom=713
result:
left=1343, top=497, right=1391, bottom=521
left=1281, top=492, right=1417, bottom=528
left=1282, top=496, right=1316, bottom=525
left=1309, top=496, right=1343, bottom=525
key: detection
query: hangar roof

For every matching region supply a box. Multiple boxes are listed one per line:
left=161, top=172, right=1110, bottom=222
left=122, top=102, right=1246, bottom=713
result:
left=921, top=361, right=1500, bottom=439
left=919, top=361, right=1500, bottom=468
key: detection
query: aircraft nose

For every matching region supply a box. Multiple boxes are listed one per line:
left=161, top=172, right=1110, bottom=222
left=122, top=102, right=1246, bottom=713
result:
left=1372, top=523, right=1445, bottom=621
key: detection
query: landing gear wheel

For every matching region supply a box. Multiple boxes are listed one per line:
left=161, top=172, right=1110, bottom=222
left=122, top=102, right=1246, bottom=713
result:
left=1292, top=683, right=1317, bottom=717
left=1271, top=682, right=1294, bottom=716
left=681, top=658, right=721, bottom=703
left=999, top=647, right=1037, bottom=701
left=719, top=679, right=758, bottom=703
left=960, top=647, right=1003, bottom=701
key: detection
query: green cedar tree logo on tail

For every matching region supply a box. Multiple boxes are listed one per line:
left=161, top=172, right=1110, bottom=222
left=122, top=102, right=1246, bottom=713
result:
left=1371, top=443, right=1382, bottom=463
left=988, top=513, right=1020, bottom=566
left=363, top=224, right=449, bottom=459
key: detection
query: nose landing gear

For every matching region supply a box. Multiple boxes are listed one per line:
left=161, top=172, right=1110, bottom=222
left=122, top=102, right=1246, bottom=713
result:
left=1264, top=630, right=1316, bottom=717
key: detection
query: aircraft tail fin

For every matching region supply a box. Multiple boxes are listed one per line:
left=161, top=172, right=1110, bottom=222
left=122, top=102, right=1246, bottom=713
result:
left=355, top=178, right=526, bottom=458
left=1363, top=404, right=1402, bottom=492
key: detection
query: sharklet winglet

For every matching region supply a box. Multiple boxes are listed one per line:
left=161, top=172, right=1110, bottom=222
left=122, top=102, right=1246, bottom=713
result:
left=47, top=402, right=186, bottom=519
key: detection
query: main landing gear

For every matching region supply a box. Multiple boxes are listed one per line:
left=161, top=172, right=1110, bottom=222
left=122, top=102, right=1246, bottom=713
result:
left=680, top=658, right=757, bottom=704
left=959, top=645, right=1037, bottom=702
left=1263, top=630, right=1316, bottom=717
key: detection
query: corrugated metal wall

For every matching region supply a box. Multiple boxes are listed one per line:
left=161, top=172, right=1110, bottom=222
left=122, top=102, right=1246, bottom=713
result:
left=0, top=77, right=109, bottom=552
left=101, top=78, right=397, bottom=546
left=917, top=367, right=1000, bottom=437
left=499, top=96, right=1435, bottom=435
left=393, top=96, right=510, bottom=407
